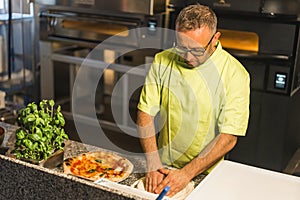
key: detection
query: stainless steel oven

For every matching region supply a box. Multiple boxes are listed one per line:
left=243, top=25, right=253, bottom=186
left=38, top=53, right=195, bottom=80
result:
left=39, top=9, right=166, bottom=48
left=169, top=0, right=300, bottom=172
left=37, top=0, right=166, bottom=45
left=35, top=0, right=168, bottom=146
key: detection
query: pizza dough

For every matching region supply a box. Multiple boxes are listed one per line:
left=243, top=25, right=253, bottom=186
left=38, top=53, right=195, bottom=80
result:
left=131, top=177, right=194, bottom=200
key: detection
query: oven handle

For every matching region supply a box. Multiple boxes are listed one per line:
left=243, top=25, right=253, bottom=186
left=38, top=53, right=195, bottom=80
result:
left=39, top=12, right=141, bottom=27
left=39, top=12, right=68, bottom=18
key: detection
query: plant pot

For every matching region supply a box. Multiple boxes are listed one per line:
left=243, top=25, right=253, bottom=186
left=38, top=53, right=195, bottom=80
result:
left=20, top=149, right=64, bottom=169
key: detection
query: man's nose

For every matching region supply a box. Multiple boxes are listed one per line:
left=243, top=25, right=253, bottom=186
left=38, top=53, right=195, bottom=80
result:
left=184, top=51, right=194, bottom=60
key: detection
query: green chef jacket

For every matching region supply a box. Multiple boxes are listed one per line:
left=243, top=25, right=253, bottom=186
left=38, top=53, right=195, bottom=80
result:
left=138, top=42, right=250, bottom=171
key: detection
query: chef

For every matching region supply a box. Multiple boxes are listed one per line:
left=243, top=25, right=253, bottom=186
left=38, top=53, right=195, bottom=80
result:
left=137, top=3, right=250, bottom=197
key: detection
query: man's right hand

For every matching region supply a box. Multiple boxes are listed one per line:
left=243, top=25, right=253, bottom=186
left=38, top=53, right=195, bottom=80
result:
left=145, top=170, right=165, bottom=193
left=137, top=110, right=165, bottom=193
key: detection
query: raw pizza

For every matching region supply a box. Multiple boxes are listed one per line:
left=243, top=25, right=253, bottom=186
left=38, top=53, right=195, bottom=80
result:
left=63, top=151, right=133, bottom=182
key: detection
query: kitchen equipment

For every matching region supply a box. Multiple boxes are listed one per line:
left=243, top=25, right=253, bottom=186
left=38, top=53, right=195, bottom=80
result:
left=37, top=0, right=166, bottom=48
left=35, top=0, right=166, bottom=16
left=36, top=0, right=167, bottom=97
left=0, top=0, right=37, bottom=103
left=177, top=0, right=300, bottom=17
left=36, top=0, right=168, bottom=137
left=168, top=0, right=300, bottom=172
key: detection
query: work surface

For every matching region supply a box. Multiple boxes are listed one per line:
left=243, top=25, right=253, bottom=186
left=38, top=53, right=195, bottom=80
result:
left=2, top=121, right=299, bottom=199
left=187, top=160, right=300, bottom=200
left=0, top=122, right=206, bottom=199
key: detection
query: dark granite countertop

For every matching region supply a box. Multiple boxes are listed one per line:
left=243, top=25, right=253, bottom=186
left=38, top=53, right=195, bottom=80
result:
left=0, top=122, right=206, bottom=199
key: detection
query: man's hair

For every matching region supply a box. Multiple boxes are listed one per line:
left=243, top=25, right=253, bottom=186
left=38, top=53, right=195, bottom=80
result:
left=176, top=4, right=217, bottom=33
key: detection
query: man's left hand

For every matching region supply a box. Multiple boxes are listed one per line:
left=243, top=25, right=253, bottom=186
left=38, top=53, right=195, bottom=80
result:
left=154, top=168, right=191, bottom=197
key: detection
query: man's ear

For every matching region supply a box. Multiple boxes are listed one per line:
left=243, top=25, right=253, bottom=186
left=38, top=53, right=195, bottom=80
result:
left=214, top=31, right=222, bottom=44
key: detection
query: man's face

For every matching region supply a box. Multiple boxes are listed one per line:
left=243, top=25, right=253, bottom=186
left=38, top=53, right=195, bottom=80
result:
left=175, top=27, right=216, bottom=67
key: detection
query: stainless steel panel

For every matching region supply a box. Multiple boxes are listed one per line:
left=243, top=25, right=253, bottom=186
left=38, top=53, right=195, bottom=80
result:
left=43, top=13, right=141, bottom=47
left=262, top=0, right=300, bottom=16
left=36, top=0, right=166, bottom=15
left=181, top=0, right=261, bottom=13
left=37, top=0, right=168, bottom=133
left=39, top=10, right=165, bottom=48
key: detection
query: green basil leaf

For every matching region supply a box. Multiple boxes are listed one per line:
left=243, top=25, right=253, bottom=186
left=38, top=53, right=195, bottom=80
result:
left=29, top=134, right=41, bottom=141
left=24, top=139, right=33, bottom=149
left=49, top=100, right=55, bottom=107
left=16, top=129, right=26, bottom=140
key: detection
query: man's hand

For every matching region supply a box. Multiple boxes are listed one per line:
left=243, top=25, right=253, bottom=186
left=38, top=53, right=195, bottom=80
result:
left=154, top=168, right=192, bottom=197
left=137, top=110, right=166, bottom=193
left=145, top=170, right=165, bottom=193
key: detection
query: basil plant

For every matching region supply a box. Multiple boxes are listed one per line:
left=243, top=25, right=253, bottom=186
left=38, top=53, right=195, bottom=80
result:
left=13, top=100, right=69, bottom=161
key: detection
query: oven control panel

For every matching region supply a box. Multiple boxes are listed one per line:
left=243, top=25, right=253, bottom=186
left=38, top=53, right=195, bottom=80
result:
left=267, top=65, right=290, bottom=94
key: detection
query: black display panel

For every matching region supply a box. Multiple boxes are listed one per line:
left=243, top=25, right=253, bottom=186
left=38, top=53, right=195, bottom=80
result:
left=274, top=72, right=287, bottom=89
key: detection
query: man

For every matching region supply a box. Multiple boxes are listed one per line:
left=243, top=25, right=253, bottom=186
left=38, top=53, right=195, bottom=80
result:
left=137, top=4, right=250, bottom=197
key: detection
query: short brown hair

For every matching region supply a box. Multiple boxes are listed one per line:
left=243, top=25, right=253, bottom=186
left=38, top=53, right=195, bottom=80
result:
left=176, top=4, right=217, bottom=33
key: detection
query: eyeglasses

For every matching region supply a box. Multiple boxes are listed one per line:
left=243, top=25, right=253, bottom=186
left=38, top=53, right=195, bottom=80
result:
left=174, top=34, right=215, bottom=56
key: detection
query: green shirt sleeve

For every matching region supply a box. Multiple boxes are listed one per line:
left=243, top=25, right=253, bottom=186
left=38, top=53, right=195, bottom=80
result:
left=218, top=58, right=250, bottom=136
left=137, top=56, right=161, bottom=116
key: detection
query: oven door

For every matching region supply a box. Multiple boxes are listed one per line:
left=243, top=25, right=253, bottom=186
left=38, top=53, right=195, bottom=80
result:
left=40, top=11, right=144, bottom=47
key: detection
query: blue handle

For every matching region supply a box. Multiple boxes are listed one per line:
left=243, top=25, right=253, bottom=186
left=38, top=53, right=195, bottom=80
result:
left=155, top=186, right=170, bottom=200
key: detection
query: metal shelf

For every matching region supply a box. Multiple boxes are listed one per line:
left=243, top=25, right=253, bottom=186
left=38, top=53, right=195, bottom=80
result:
left=0, top=1, right=38, bottom=104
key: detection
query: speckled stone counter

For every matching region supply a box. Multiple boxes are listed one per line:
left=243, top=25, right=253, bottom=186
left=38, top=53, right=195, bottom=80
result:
left=0, top=122, right=206, bottom=200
